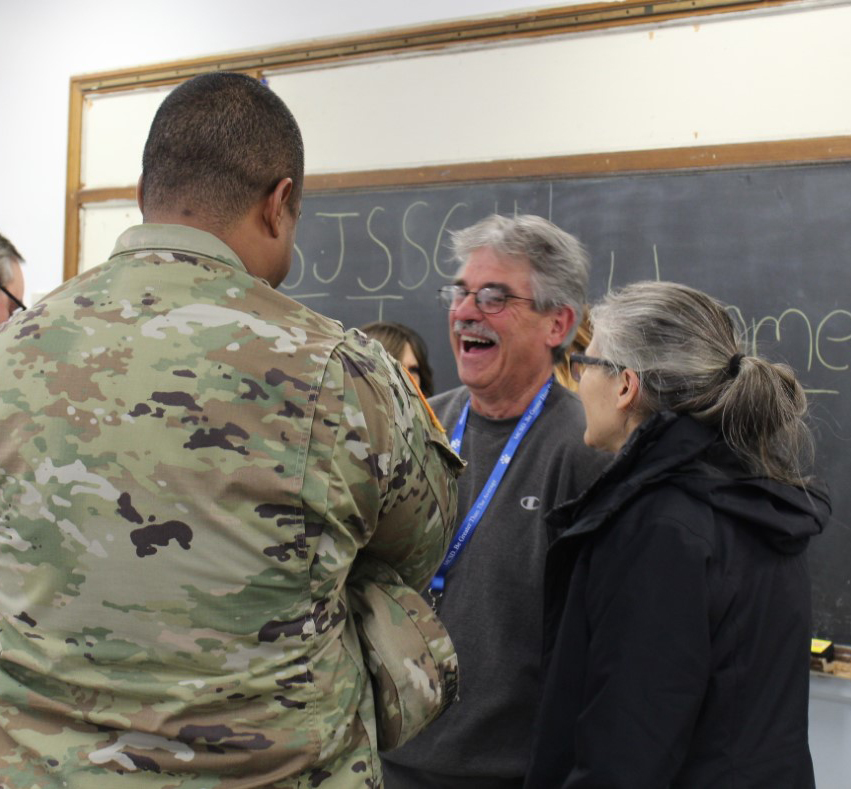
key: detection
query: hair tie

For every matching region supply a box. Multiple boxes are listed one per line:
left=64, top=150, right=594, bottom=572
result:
left=727, top=352, right=745, bottom=377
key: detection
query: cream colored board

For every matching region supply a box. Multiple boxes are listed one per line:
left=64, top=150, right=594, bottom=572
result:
left=81, top=86, right=173, bottom=190
left=79, top=201, right=143, bottom=273
left=267, top=4, right=851, bottom=175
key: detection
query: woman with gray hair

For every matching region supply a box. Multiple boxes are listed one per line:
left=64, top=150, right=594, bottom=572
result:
left=525, top=281, right=830, bottom=788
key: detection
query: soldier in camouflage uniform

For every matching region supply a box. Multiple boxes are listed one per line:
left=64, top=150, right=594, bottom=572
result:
left=0, top=73, right=461, bottom=788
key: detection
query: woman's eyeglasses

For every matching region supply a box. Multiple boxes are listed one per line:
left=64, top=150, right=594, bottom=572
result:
left=0, top=284, right=26, bottom=315
left=568, top=353, right=622, bottom=383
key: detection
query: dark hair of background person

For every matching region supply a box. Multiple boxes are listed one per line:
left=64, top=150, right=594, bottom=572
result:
left=361, top=321, right=435, bottom=397
left=141, top=72, right=304, bottom=232
left=591, top=280, right=814, bottom=485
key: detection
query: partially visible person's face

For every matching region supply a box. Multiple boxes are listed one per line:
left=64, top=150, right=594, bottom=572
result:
left=399, top=342, right=421, bottom=388
left=0, top=260, right=24, bottom=324
left=449, top=247, right=565, bottom=407
left=577, top=340, right=627, bottom=453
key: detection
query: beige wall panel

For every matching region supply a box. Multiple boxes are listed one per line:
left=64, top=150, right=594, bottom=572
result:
left=82, top=86, right=172, bottom=189
left=79, top=201, right=142, bottom=272
left=267, top=5, right=851, bottom=174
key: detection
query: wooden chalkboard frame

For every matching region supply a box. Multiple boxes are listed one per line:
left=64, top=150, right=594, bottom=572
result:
left=65, top=0, right=824, bottom=281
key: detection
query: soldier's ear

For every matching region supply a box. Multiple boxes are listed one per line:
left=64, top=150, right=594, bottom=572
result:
left=264, top=178, right=294, bottom=238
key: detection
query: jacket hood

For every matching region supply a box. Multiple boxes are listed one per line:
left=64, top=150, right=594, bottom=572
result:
left=548, top=412, right=830, bottom=556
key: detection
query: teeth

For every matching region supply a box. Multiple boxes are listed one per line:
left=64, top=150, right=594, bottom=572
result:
left=461, top=335, right=493, bottom=345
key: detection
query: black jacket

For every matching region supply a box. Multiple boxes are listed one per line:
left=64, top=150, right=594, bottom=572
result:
left=525, top=412, right=830, bottom=789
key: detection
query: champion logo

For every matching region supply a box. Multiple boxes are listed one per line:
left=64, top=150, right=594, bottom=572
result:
left=520, top=496, right=540, bottom=511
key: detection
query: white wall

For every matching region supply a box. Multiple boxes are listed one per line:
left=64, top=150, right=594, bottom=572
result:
left=2, top=1, right=851, bottom=785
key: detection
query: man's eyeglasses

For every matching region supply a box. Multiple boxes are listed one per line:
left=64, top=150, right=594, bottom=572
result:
left=0, top=284, right=26, bottom=314
left=437, top=285, right=535, bottom=315
left=568, top=353, right=623, bottom=383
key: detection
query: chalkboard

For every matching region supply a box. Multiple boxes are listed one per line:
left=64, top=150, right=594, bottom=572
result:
left=284, top=163, right=851, bottom=645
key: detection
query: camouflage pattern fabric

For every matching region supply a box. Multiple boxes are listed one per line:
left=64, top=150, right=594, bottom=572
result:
left=347, top=555, right=459, bottom=752
left=0, top=224, right=462, bottom=788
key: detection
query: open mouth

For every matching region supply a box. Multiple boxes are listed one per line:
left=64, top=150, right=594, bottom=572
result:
left=461, top=335, right=496, bottom=353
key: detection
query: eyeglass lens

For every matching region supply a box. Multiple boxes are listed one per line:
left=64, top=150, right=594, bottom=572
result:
left=474, top=288, right=506, bottom=312
left=569, top=358, right=584, bottom=383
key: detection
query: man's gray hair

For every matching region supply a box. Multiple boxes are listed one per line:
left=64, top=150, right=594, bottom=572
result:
left=0, top=233, right=24, bottom=287
left=450, top=214, right=590, bottom=358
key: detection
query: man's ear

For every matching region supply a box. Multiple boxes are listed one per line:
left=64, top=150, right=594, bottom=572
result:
left=263, top=177, right=295, bottom=238
left=546, top=305, right=575, bottom=349
left=616, top=368, right=641, bottom=412
left=136, top=174, right=145, bottom=215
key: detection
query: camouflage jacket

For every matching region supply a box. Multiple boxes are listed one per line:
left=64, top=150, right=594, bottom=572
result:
left=0, top=224, right=461, bottom=788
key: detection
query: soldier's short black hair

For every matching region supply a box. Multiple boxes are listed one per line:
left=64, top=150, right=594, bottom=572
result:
left=141, top=72, right=304, bottom=229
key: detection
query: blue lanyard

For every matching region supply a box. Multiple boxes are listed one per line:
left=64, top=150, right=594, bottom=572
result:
left=429, top=377, right=553, bottom=596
